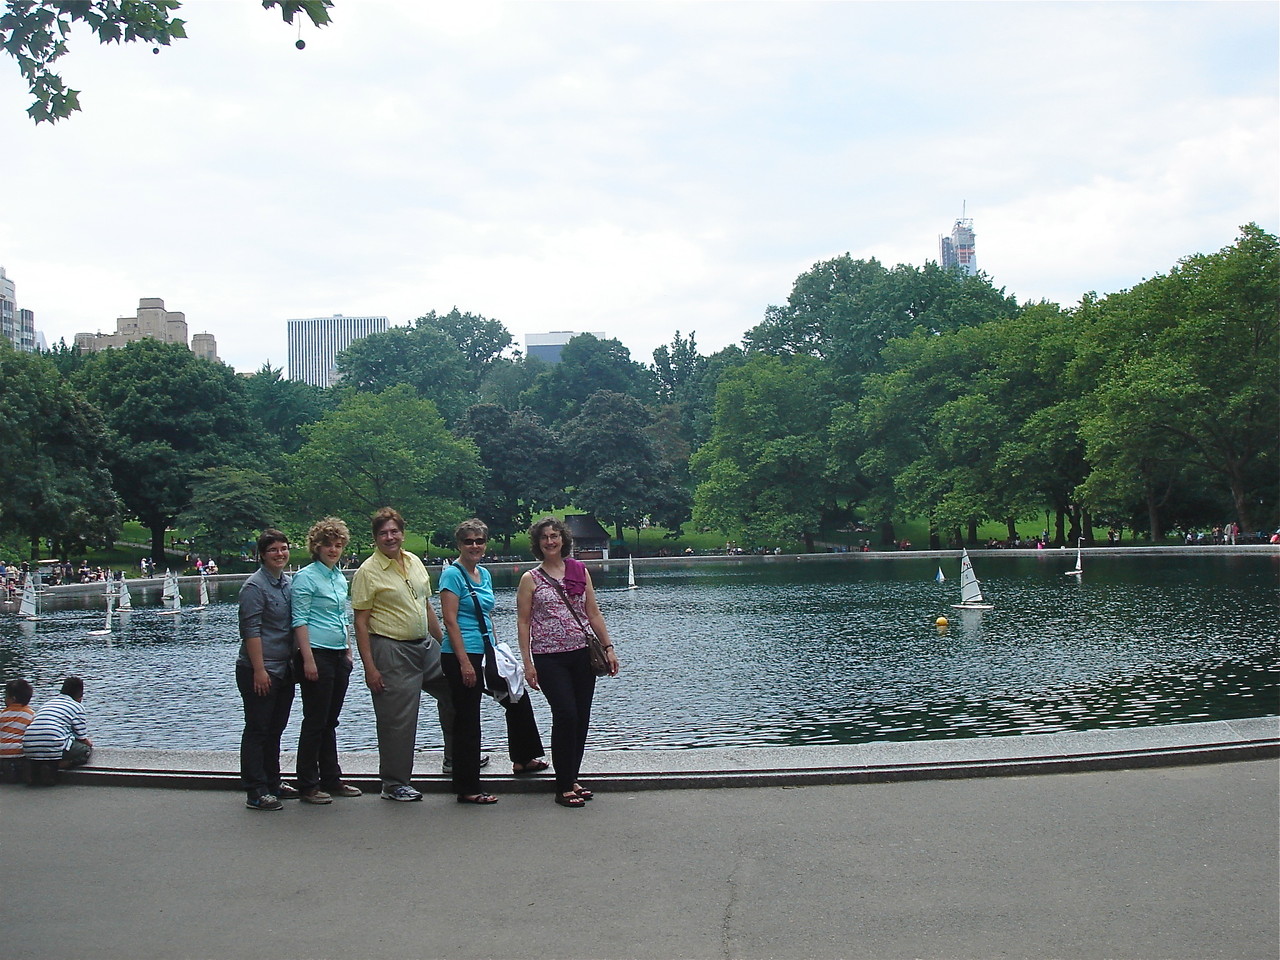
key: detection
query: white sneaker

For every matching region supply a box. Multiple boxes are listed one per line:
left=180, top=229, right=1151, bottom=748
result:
left=380, top=785, right=423, bottom=802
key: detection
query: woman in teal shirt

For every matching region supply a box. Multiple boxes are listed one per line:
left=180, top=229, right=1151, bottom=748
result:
left=292, top=517, right=362, bottom=803
left=439, top=518, right=546, bottom=804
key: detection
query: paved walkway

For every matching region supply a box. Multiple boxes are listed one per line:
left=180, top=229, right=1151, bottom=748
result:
left=2, top=718, right=1277, bottom=959
left=2, top=759, right=1276, bottom=959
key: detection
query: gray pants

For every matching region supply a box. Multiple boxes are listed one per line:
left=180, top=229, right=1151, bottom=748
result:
left=368, top=633, right=454, bottom=789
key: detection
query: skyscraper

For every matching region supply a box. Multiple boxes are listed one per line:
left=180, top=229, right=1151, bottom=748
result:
left=287, top=314, right=388, bottom=387
left=0, top=267, right=37, bottom=352
left=939, top=217, right=977, bottom=276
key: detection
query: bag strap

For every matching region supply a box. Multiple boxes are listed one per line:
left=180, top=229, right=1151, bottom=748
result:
left=460, top=572, right=493, bottom=648
left=533, top=567, right=593, bottom=638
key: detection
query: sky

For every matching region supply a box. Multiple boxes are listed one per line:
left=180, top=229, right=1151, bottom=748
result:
left=1, top=0, right=1276, bottom=373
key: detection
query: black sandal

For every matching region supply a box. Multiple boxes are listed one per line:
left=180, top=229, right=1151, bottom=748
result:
left=513, top=759, right=550, bottom=775
left=457, top=793, right=498, bottom=805
left=554, top=792, right=586, bottom=808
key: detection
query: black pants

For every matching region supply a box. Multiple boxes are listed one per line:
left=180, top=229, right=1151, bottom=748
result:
left=533, top=647, right=595, bottom=794
left=442, top=652, right=545, bottom=795
left=236, top=662, right=294, bottom=798
left=296, top=648, right=352, bottom=792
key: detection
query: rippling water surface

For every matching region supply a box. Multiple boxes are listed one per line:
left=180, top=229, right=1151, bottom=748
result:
left=1, top=553, right=1276, bottom=751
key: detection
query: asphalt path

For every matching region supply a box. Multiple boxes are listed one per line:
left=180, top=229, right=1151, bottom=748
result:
left=2, top=759, right=1276, bottom=960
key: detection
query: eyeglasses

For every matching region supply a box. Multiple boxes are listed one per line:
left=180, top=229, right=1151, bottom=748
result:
left=404, top=579, right=418, bottom=600
left=460, top=538, right=487, bottom=546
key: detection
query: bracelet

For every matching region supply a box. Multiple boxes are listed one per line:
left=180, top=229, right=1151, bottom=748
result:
left=602, top=644, right=613, bottom=650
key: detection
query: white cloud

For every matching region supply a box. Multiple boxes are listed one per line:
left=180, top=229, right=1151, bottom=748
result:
left=0, top=1, right=1274, bottom=371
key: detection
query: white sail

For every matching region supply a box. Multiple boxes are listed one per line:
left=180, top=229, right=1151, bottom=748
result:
left=935, top=566, right=946, bottom=583
left=952, top=549, right=993, bottom=609
left=627, top=556, right=638, bottom=589
left=161, top=570, right=181, bottom=613
left=89, top=591, right=116, bottom=636
left=194, top=573, right=210, bottom=609
left=117, top=576, right=133, bottom=609
left=1065, top=538, right=1083, bottom=576
left=18, top=576, right=38, bottom=619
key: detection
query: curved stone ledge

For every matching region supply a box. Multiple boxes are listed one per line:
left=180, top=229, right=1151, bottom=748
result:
left=60, top=716, right=1279, bottom=792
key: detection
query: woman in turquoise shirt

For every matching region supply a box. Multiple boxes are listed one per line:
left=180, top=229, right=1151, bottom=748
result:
left=292, top=517, right=363, bottom=803
left=439, top=518, right=546, bottom=804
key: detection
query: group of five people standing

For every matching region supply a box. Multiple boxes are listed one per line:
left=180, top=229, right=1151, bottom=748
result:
left=236, top=510, right=619, bottom=811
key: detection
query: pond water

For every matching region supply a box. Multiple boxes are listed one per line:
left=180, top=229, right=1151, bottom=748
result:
left=1, top=553, right=1276, bottom=752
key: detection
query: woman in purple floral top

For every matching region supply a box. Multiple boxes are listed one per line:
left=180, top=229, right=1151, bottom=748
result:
left=516, top=517, right=619, bottom=807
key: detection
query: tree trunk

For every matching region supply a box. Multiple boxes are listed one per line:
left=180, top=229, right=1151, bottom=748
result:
left=1081, top=510, right=1096, bottom=546
left=27, top=534, right=41, bottom=566
left=1054, top=507, right=1067, bottom=547
left=1145, top=486, right=1162, bottom=542
left=966, top=519, right=979, bottom=546
left=803, top=532, right=815, bottom=553
left=1066, top=505, right=1081, bottom=545
left=879, top=521, right=896, bottom=548
left=150, top=522, right=168, bottom=566
left=1229, top=477, right=1255, bottom=534
left=1005, top=517, right=1017, bottom=541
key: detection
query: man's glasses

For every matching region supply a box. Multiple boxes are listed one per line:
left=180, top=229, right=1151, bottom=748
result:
left=404, top=579, right=418, bottom=600
left=460, top=538, right=487, bottom=546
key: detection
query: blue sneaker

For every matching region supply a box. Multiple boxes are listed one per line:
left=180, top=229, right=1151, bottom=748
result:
left=246, top=793, right=283, bottom=811
left=380, top=785, right=423, bottom=802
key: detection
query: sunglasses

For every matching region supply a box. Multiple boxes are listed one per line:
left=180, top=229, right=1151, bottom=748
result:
left=460, top=538, right=487, bottom=546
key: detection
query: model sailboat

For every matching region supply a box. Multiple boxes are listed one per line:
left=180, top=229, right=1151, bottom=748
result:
left=88, top=587, right=116, bottom=636
left=18, top=573, right=40, bottom=620
left=158, top=569, right=182, bottom=614
left=191, top=572, right=210, bottom=610
left=951, top=549, right=993, bottom=609
left=935, top=566, right=946, bottom=583
left=117, top=575, right=133, bottom=609
left=1064, top=538, right=1083, bottom=577
left=627, top=555, right=638, bottom=589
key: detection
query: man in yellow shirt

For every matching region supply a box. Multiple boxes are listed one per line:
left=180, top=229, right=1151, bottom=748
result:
left=351, top=507, right=460, bottom=801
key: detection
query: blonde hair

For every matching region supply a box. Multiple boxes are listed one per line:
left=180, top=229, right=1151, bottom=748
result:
left=307, top=517, right=351, bottom=560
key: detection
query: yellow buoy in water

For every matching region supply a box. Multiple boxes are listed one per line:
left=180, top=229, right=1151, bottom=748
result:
left=935, top=616, right=949, bottom=627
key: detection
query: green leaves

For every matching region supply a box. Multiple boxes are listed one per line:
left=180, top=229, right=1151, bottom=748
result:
left=3, top=0, right=329, bottom=122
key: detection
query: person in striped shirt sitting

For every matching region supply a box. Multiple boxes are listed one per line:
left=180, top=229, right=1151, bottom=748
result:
left=22, top=676, right=93, bottom=770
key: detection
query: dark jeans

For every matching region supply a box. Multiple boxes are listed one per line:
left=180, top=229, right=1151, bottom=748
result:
left=534, top=648, right=595, bottom=794
left=296, top=648, right=352, bottom=792
left=236, top=662, right=295, bottom=798
left=442, top=652, right=545, bottom=795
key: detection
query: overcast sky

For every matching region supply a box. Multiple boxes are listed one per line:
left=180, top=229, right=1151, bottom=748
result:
left=1, top=0, right=1275, bottom=373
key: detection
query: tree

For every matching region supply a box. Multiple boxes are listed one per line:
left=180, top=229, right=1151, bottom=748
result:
left=1075, top=224, right=1279, bottom=535
left=1, top=0, right=332, bottom=123
left=177, top=466, right=282, bottom=562
left=691, top=355, right=839, bottom=551
left=453, top=403, right=568, bottom=549
left=418, top=308, right=514, bottom=387
left=0, top=343, right=118, bottom=562
left=243, top=363, right=330, bottom=455
left=745, top=256, right=1019, bottom=390
left=286, top=385, right=484, bottom=536
left=520, top=335, right=654, bottom=428
left=334, top=319, right=472, bottom=422
left=560, top=391, right=690, bottom=540
left=478, top=354, right=546, bottom=410
left=73, top=339, right=266, bottom=563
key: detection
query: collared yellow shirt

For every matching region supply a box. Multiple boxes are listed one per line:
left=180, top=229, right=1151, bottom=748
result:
left=350, top=549, right=434, bottom=641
